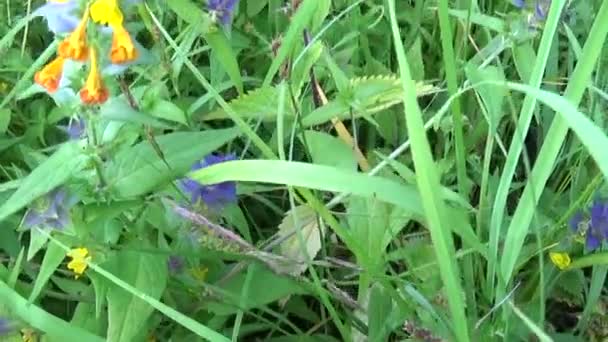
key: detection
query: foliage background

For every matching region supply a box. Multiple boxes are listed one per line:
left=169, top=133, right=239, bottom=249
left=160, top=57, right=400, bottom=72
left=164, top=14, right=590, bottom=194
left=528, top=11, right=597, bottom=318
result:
left=1, top=0, right=608, bottom=341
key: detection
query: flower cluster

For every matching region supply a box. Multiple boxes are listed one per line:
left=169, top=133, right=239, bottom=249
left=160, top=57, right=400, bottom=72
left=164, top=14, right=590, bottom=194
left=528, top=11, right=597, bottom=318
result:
left=34, top=0, right=140, bottom=105
left=569, top=200, right=608, bottom=251
left=180, top=154, right=237, bottom=208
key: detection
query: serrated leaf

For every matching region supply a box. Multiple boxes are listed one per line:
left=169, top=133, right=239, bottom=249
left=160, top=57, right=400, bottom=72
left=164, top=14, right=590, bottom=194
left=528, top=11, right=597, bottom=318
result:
left=277, top=205, right=324, bottom=276
left=202, top=87, right=290, bottom=121
left=105, top=129, right=238, bottom=198
left=302, top=77, right=438, bottom=127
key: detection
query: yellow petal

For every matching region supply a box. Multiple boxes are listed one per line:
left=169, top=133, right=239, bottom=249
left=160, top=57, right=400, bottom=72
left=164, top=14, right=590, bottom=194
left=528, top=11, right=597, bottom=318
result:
left=549, top=252, right=571, bottom=270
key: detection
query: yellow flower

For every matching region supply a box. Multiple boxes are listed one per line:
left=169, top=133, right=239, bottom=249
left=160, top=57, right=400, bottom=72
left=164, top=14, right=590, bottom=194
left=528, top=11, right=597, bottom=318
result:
left=67, top=247, right=91, bottom=278
left=549, top=252, right=571, bottom=270
left=90, top=0, right=123, bottom=27
left=58, top=5, right=89, bottom=61
left=110, top=23, right=138, bottom=64
left=34, top=55, right=65, bottom=93
left=79, top=47, right=109, bottom=105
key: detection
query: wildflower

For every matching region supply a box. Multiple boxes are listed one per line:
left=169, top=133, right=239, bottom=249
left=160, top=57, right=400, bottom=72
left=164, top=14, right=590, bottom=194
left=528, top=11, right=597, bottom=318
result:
left=207, top=0, right=239, bottom=26
left=34, top=56, right=65, bottom=93
left=90, top=0, right=124, bottom=27
left=549, top=252, right=571, bottom=270
left=80, top=47, right=109, bottom=105
left=66, top=247, right=90, bottom=278
left=33, top=0, right=79, bottom=34
left=110, top=24, right=138, bottom=64
left=569, top=200, right=608, bottom=251
left=60, top=117, right=87, bottom=140
left=0, top=318, right=11, bottom=335
left=23, top=188, right=75, bottom=230
left=58, top=6, right=90, bottom=62
left=180, top=154, right=237, bottom=207
left=512, top=0, right=552, bottom=22
left=167, top=255, right=184, bottom=273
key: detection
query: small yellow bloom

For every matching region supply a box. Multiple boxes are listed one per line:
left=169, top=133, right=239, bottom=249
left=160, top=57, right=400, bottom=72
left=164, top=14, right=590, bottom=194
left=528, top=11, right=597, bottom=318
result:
left=34, top=56, right=65, bottom=93
left=110, top=24, right=138, bottom=64
left=549, top=252, right=571, bottom=270
left=67, top=247, right=91, bottom=278
left=58, top=6, right=89, bottom=61
left=90, top=0, right=123, bottom=27
left=79, top=48, right=109, bottom=105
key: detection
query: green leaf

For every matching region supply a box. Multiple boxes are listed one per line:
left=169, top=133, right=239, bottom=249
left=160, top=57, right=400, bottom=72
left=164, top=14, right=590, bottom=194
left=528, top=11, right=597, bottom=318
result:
left=0, top=280, right=105, bottom=341
left=166, top=0, right=206, bottom=25
left=106, top=248, right=168, bottom=342
left=28, top=239, right=67, bottom=302
left=106, top=129, right=238, bottom=198
left=368, top=283, right=393, bottom=342
left=206, top=262, right=308, bottom=315
left=203, top=87, right=288, bottom=121
left=464, top=64, right=506, bottom=132
left=301, top=130, right=357, bottom=170
left=0, top=142, right=89, bottom=222
left=100, top=98, right=172, bottom=129
left=205, top=30, right=244, bottom=94
left=148, top=99, right=188, bottom=125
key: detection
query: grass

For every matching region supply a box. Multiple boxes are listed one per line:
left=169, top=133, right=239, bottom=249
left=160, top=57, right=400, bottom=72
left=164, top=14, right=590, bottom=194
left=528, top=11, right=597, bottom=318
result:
left=0, top=0, right=608, bottom=341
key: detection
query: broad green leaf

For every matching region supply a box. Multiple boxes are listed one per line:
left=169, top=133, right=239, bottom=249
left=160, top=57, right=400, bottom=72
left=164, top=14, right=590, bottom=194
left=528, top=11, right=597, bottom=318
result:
left=71, top=302, right=106, bottom=336
left=465, top=64, right=506, bottom=132
left=106, top=248, right=168, bottom=342
left=203, top=87, right=289, bottom=121
left=347, top=198, right=390, bottom=270
left=206, top=262, right=308, bottom=315
left=301, top=130, right=357, bottom=170
left=106, top=129, right=238, bottom=198
left=100, top=98, right=172, bottom=128
left=148, top=99, right=188, bottom=125
left=0, top=142, right=89, bottom=222
left=28, top=240, right=66, bottom=302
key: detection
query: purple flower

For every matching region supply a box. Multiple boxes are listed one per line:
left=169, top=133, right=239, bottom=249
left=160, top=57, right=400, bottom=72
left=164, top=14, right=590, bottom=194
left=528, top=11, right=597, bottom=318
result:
left=569, top=200, right=608, bottom=251
left=0, top=318, right=11, bottom=335
left=33, top=0, right=80, bottom=35
left=207, top=0, right=239, bottom=26
left=59, top=117, right=86, bottom=140
left=180, top=153, right=237, bottom=208
left=167, top=255, right=184, bottom=273
left=512, top=0, right=526, bottom=8
left=23, top=188, right=77, bottom=230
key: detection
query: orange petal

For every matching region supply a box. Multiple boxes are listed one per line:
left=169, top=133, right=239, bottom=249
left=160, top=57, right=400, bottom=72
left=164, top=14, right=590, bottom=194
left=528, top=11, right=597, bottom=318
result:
left=110, top=24, right=138, bottom=64
left=80, top=48, right=109, bottom=105
left=34, top=56, right=65, bottom=93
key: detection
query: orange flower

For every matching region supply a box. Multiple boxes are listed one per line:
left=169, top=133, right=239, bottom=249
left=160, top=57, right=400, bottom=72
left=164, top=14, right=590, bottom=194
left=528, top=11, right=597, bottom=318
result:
left=34, top=56, right=65, bottom=93
left=79, top=48, right=109, bottom=105
left=58, top=6, right=89, bottom=61
left=110, top=24, right=137, bottom=64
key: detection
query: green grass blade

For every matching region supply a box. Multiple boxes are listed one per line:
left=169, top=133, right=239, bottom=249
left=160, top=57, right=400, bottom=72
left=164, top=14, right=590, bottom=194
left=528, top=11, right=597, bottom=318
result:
left=388, top=1, right=469, bottom=340
left=488, top=0, right=565, bottom=301
left=498, top=0, right=608, bottom=292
